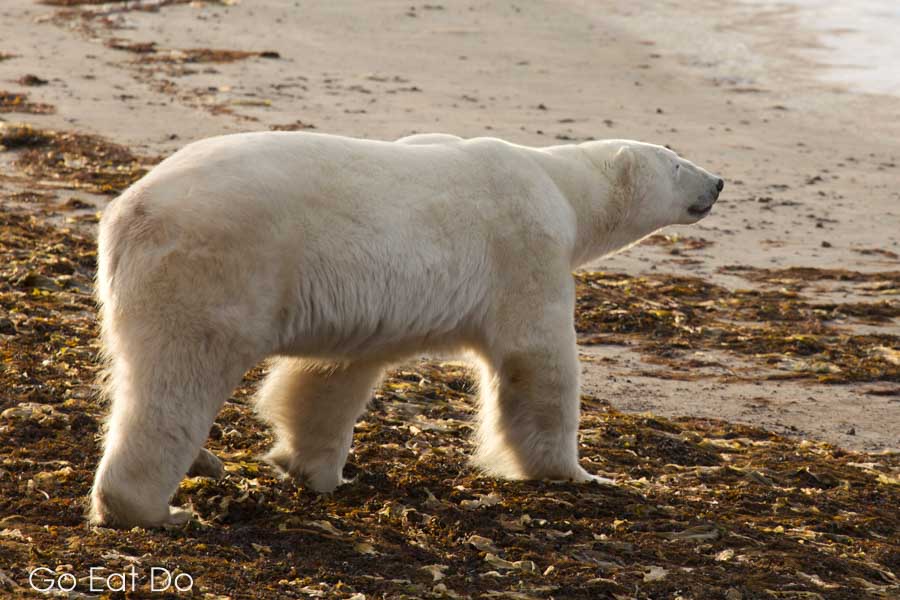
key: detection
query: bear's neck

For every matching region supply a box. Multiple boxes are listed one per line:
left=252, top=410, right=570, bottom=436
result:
left=535, top=145, right=649, bottom=267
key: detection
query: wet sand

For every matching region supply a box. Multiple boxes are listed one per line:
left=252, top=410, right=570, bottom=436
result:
left=1, top=0, right=897, bottom=451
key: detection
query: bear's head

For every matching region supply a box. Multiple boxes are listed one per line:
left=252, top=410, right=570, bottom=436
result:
left=581, top=140, right=723, bottom=255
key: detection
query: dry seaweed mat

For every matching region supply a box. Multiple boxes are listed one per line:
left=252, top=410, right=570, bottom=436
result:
left=0, top=122, right=155, bottom=194
left=0, top=90, right=55, bottom=115
left=575, top=271, right=900, bottom=384
left=1, top=208, right=899, bottom=599
left=720, top=265, right=900, bottom=291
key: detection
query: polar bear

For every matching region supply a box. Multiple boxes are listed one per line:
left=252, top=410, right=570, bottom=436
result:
left=89, top=132, right=723, bottom=527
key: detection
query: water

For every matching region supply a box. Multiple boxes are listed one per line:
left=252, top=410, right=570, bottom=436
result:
left=748, top=0, right=900, bottom=95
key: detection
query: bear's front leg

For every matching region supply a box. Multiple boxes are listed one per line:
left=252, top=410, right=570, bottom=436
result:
left=255, top=358, right=383, bottom=492
left=472, top=279, right=612, bottom=484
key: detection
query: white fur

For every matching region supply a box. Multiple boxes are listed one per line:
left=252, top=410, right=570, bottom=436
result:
left=89, top=132, right=722, bottom=527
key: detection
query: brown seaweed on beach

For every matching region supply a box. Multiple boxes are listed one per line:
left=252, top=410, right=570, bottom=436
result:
left=40, top=0, right=187, bottom=7
left=0, top=122, right=154, bottom=194
left=40, top=0, right=132, bottom=4
left=99, top=38, right=280, bottom=119
left=135, top=47, right=280, bottom=64
left=642, top=233, right=713, bottom=253
left=720, top=265, right=900, bottom=291
left=17, top=74, right=49, bottom=86
left=104, top=37, right=157, bottom=53
left=0, top=90, right=55, bottom=114
left=270, top=120, right=317, bottom=131
left=102, top=36, right=281, bottom=64
left=575, top=271, right=900, bottom=384
left=41, top=0, right=232, bottom=7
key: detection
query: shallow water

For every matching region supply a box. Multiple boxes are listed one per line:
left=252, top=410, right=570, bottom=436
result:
left=747, top=0, right=900, bottom=95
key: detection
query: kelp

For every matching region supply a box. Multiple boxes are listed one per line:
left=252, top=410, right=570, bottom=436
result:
left=134, top=47, right=280, bottom=63
left=0, top=122, right=153, bottom=194
left=0, top=90, right=55, bottom=114
left=41, top=0, right=235, bottom=7
left=575, top=271, right=900, bottom=384
left=104, top=36, right=280, bottom=63
left=720, top=265, right=900, bottom=291
left=40, top=0, right=132, bottom=5
left=642, top=233, right=713, bottom=253
left=0, top=207, right=898, bottom=599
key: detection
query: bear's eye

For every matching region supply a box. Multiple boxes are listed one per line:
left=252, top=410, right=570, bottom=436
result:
left=674, top=164, right=681, bottom=173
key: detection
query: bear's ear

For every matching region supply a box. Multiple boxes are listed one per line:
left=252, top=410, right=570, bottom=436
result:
left=612, top=146, right=636, bottom=186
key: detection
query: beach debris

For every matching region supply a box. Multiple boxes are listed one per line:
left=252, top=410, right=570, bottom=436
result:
left=467, top=534, right=499, bottom=553
left=0, top=90, right=55, bottom=114
left=643, top=233, right=714, bottom=252
left=17, top=74, right=49, bottom=86
left=1, top=402, right=68, bottom=427
left=0, top=121, right=154, bottom=194
left=575, top=270, right=900, bottom=384
left=460, top=492, right=501, bottom=509
left=484, top=554, right=538, bottom=573
left=420, top=564, right=448, bottom=581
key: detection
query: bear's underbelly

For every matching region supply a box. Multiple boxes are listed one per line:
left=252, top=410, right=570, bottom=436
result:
left=267, top=259, right=492, bottom=361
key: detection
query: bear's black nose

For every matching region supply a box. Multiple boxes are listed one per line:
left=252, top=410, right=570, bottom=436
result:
left=716, top=178, right=725, bottom=192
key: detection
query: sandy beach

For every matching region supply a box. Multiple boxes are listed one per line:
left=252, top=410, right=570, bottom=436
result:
left=3, top=0, right=897, bottom=451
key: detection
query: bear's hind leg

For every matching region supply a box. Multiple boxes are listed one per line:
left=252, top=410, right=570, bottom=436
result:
left=90, top=334, right=247, bottom=528
left=255, top=358, right=382, bottom=492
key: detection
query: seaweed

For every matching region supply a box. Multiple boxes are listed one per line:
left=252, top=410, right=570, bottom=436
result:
left=99, top=36, right=280, bottom=120
left=642, top=233, right=713, bottom=254
left=575, top=271, right=900, bottom=384
left=40, top=0, right=132, bottom=5
left=0, top=123, right=52, bottom=149
left=41, top=0, right=232, bottom=7
left=720, top=265, right=900, bottom=291
left=135, top=47, right=280, bottom=64
left=0, top=122, right=154, bottom=194
left=0, top=90, right=55, bottom=114
left=16, top=74, right=49, bottom=86
left=271, top=120, right=318, bottom=131
left=104, top=37, right=280, bottom=63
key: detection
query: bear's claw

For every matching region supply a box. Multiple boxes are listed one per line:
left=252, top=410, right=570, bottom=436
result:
left=570, top=465, right=617, bottom=486
left=162, top=506, right=194, bottom=528
left=263, top=447, right=348, bottom=493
